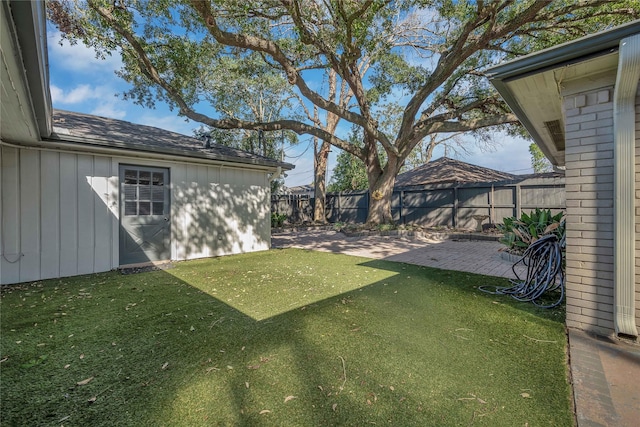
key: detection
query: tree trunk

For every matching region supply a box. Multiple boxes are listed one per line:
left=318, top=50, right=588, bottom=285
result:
left=424, top=137, right=436, bottom=163
left=313, top=140, right=330, bottom=223
left=365, top=152, right=399, bottom=225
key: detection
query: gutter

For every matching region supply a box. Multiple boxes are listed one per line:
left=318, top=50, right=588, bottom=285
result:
left=0, top=139, right=286, bottom=174
left=613, top=33, right=640, bottom=337
left=44, top=130, right=293, bottom=171
left=486, top=20, right=640, bottom=81
left=44, top=133, right=293, bottom=171
left=8, top=0, right=53, bottom=137
left=268, top=166, right=283, bottom=183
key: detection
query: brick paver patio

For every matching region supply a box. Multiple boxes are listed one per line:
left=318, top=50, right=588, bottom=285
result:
left=272, top=228, right=640, bottom=427
left=272, top=228, right=527, bottom=279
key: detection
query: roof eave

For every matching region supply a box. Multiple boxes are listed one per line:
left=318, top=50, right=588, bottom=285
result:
left=9, top=0, right=53, bottom=138
left=486, top=20, right=640, bottom=81
left=44, top=134, right=295, bottom=171
left=489, top=77, right=564, bottom=166
left=487, top=21, right=640, bottom=167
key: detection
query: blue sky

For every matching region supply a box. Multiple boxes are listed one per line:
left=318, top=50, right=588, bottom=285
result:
left=46, top=27, right=535, bottom=188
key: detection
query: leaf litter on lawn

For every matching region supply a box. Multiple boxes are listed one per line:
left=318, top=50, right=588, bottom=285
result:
left=0, top=250, right=572, bottom=426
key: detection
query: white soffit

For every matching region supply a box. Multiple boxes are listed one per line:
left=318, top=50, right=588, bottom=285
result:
left=502, top=70, right=565, bottom=165
left=0, top=3, right=39, bottom=143
left=558, top=53, right=619, bottom=96
left=499, top=52, right=619, bottom=167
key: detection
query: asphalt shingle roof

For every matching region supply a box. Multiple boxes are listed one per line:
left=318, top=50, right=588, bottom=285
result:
left=395, top=157, right=517, bottom=187
left=49, top=109, right=293, bottom=170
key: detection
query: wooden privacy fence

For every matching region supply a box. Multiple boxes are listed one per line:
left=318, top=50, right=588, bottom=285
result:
left=272, top=176, right=565, bottom=229
left=271, top=194, right=314, bottom=224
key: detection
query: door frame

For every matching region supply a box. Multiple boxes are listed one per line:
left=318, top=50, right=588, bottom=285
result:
left=118, top=164, right=171, bottom=265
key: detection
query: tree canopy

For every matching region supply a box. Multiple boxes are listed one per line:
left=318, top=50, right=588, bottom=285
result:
left=327, top=149, right=369, bottom=192
left=529, top=143, right=553, bottom=174
left=49, top=0, right=639, bottom=223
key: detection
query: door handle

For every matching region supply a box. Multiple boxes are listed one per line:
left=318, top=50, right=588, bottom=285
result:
left=164, top=217, right=169, bottom=221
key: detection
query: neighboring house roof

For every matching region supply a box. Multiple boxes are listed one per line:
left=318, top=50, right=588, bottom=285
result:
left=287, top=184, right=315, bottom=195
left=395, top=157, right=517, bottom=187
left=486, top=20, right=640, bottom=166
left=49, top=110, right=294, bottom=170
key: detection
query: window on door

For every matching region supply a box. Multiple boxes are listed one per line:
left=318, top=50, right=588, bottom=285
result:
left=123, top=168, right=166, bottom=216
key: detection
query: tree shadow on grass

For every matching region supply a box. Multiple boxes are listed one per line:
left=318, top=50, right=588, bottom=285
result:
left=0, top=251, right=570, bottom=426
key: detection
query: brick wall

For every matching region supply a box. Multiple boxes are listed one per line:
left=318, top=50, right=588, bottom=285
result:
left=563, top=87, right=616, bottom=335
left=636, top=84, right=640, bottom=329
left=564, top=83, right=640, bottom=336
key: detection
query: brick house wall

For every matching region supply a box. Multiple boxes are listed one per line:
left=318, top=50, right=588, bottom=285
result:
left=563, top=84, right=640, bottom=335
left=636, top=85, right=640, bottom=328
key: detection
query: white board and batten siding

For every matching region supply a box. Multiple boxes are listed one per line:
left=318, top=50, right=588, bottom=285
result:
left=170, top=161, right=271, bottom=261
left=0, top=145, right=272, bottom=285
left=1, top=147, right=115, bottom=284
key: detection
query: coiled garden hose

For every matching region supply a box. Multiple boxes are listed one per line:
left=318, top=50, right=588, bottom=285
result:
left=480, top=234, right=565, bottom=308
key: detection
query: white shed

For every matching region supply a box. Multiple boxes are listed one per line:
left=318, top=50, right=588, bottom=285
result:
left=1, top=1, right=293, bottom=285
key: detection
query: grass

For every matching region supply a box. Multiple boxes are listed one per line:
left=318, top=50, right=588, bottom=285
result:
left=0, top=249, right=572, bottom=426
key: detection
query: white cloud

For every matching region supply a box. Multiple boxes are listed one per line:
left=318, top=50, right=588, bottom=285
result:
left=51, top=83, right=127, bottom=119
left=51, top=83, right=104, bottom=104
left=65, top=85, right=94, bottom=104
left=47, top=30, right=123, bottom=73
left=50, top=85, right=64, bottom=104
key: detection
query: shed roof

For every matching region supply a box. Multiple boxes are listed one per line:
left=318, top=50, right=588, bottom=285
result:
left=48, top=110, right=294, bottom=170
left=395, top=157, right=517, bottom=187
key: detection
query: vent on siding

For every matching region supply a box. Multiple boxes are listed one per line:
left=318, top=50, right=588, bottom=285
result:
left=544, top=120, right=565, bottom=150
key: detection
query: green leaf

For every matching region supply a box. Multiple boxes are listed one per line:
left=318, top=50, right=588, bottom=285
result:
left=538, top=210, right=548, bottom=226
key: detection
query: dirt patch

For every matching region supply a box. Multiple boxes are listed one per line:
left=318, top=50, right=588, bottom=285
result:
left=119, top=262, right=174, bottom=275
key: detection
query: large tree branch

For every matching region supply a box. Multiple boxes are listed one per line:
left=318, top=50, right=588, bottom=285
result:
left=428, top=114, right=519, bottom=134
left=527, top=0, right=637, bottom=23
left=398, top=106, right=517, bottom=160
left=88, top=1, right=358, bottom=158
left=190, top=0, right=392, bottom=150
left=413, top=113, right=519, bottom=144
left=397, top=0, right=550, bottom=143
left=416, top=97, right=503, bottom=130
left=210, top=116, right=364, bottom=158
left=88, top=2, right=193, bottom=108
left=280, top=0, right=384, bottom=148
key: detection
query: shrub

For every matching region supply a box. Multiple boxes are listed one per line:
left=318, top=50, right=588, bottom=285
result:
left=271, top=212, right=287, bottom=228
left=375, top=223, right=396, bottom=232
left=332, top=221, right=345, bottom=231
left=498, top=208, right=565, bottom=254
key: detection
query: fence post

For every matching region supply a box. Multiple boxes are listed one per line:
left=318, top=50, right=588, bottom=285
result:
left=490, top=185, right=495, bottom=224
left=452, top=187, right=458, bottom=228
left=366, top=191, right=370, bottom=223
left=276, top=180, right=564, bottom=226
left=515, top=184, right=522, bottom=218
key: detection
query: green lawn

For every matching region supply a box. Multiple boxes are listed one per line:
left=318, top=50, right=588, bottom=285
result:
left=0, top=249, right=572, bottom=426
